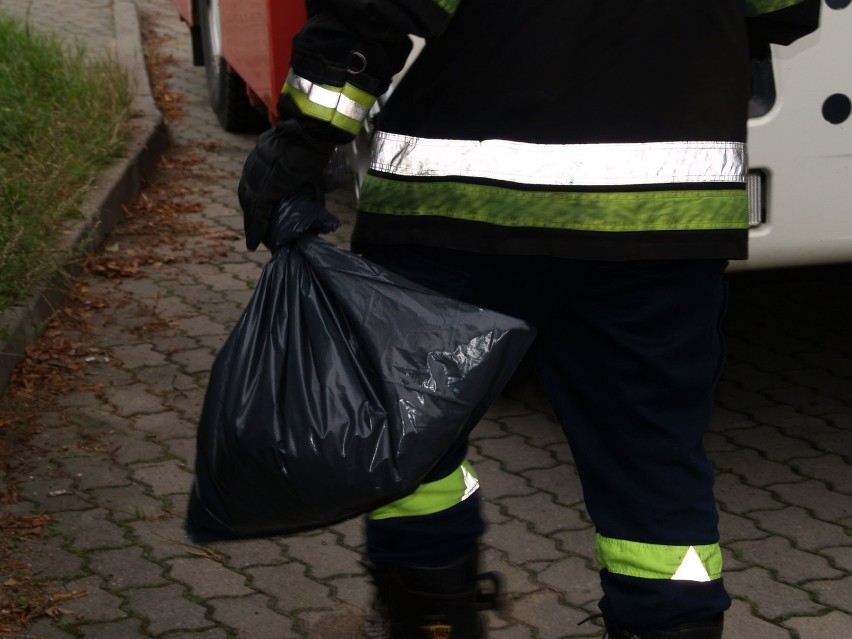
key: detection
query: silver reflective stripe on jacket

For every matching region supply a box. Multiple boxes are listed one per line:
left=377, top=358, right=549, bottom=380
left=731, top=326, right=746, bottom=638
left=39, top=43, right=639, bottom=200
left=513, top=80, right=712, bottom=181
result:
left=370, top=132, right=747, bottom=186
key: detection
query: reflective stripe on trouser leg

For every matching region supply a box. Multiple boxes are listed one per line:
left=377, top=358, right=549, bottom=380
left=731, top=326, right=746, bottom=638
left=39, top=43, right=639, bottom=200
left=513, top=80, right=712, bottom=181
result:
left=596, top=534, right=723, bottom=582
left=369, top=461, right=479, bottom=520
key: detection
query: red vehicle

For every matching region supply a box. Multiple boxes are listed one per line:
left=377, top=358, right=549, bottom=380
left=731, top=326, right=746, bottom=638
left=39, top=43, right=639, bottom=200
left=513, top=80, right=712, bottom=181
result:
left=174, top=0, right=306, bottom=131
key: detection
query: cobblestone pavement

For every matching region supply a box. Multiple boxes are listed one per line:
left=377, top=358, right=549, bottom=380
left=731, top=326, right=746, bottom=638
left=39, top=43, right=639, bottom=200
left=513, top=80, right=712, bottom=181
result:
left=0, top=1, right=850, bottom=638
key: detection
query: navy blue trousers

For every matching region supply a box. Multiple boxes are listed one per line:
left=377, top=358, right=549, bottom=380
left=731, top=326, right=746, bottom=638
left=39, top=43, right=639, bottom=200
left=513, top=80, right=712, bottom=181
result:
left=363, top=246, right=732, bottom=629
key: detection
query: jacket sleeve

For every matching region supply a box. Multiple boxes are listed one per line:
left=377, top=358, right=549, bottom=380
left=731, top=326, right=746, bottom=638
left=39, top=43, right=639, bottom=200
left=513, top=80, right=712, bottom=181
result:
left=279, top=0, right=461, bottom=144
left=745, top=0, right=820, bottom=47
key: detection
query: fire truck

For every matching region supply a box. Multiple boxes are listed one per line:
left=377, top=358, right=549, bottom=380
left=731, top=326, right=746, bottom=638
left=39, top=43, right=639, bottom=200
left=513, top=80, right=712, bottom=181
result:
left=174, top=0, right=852, bottom=271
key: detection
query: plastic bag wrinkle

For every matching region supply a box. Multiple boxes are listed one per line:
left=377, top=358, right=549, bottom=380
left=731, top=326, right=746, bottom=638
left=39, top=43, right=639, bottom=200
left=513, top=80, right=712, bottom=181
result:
left=186, top=194, right=536, bottom=542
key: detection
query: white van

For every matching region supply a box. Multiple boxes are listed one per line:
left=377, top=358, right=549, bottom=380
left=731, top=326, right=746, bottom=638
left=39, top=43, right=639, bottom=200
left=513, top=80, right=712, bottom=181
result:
left=743, top=0, right=852, bottom=270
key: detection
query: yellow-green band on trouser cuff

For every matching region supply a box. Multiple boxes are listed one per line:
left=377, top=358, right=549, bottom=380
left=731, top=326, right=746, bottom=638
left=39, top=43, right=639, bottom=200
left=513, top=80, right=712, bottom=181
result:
left=369, top=461, right=479, bottom=520
left=595, top=534, right=723, bottom=582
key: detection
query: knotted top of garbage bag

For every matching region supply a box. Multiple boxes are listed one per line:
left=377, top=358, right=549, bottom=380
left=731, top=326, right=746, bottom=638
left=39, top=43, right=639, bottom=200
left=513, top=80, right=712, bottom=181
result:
left=267, top=185, right=341, bottom=250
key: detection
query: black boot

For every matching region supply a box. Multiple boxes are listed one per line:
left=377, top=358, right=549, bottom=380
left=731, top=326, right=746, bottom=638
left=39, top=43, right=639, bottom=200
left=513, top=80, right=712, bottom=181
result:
left=367, top=551, right=501, bottom=639
left=603, top=614, right=724, bottom=639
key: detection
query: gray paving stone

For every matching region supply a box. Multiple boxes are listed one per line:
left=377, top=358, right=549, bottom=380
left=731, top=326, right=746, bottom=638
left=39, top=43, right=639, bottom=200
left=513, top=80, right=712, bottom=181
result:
left=56, top=390, right=110, bottom=410
left=280, top=530, right=363, bottom=579
left=480, top=549, right=541, bottom=596
left=808, top=574, right=852, bottom=614
left=165, top=630, right=230, bottom=639
left=751, top=506, right=851, bottom=551
left=15, top=618, right=78, bottom=639
left=719, top=361, right=788, bottom=392
left=59, top=575, right=127, bottom=622
left=325, top=572, right=373, bottom=609
left=54, top=508, right=128, bottom=550
left=125, top=583, right=210, bottom=635
left=89, top=484, right=166, bottom=521
left=499, top=491, right=583, bottom=535
left=714, top=383, right=776, bottom=413
left=506, top=589, right=587, bottom=639
left=821, top=545, right=852, bottom=571
left=210, top=537, right=287, bottom=569
left=128, top=515, right=189, bottom=561
left=168, top=347, right=216, bottom=374
left=717, top=509, right=767, bottom=543
left=754, top=396, right=847, bottom=425
left=714, top=473, right=786, bottom=514
left=163, top=436, right=196, bottom=466
left=98, top=430, right=164, bottom=465
left=544, top=441, right=576, bottom=467
left=724, top=599, right=791, bottom=639
left=535, top=555, right=601, bottom=609
left=29, top=425, right=81, bottom=450
left=327, top=516, right=367, bottom=553
left=791, top=453, right=852, bottom=493
left=297, top=607, right=368, bottom=639
left=724, top=567, right=823, bottom=620
left=133, top=411, right=189, bottom=440
left=523, top=465, right=585, bottom=507
left=784, top=610, right=852, bottom=639
left=470, top=417, right=509, bottom=440
left=132, top=459, right=193, bottom=496
left=18, top=477, right=79, bottom=510
left=477, top=434, right=558, bottom=473
left=111, top=344, right=170, bottom=369
left=79, top=618, right=146, bottom=638
left=727, top=425, right=821, bottom=462
left=711, top=448, right=804, bottom=487
left=247, top=563, right=332, bottom=612
left=59, top=456, right=132, bottom=490
left=728, top=537, right=843, bottom=584
left=489, top=623, right=535, bottom=639
left=551, top=528, right=598, bottom=565
left=500, top=412, right=565, bottom=446
left=709, top=406, right=759, bottom=432
left=474, top=458, right=537, bottom=500
left=770, top=479, right=852, bottom=520
left=209, top=593, right=297, bottom=639
left=27, top=536, right=86, bottom=580
left=102, top=383, right=168, bottom=416
left=167, top=556, right=253, bottom=598
left=485, top=519, right=564, bottom=565
left=87, top=546, right=168, bottom=589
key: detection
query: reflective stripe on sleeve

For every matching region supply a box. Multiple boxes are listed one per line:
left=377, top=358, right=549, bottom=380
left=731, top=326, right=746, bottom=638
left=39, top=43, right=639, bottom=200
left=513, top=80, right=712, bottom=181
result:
left=595, top=534, right=723, bottom=582
left=370, top=132, right=746, bottom=187
left=368, top=461, right=479, bottom=520
left=282, top=70, right=377, bottom=135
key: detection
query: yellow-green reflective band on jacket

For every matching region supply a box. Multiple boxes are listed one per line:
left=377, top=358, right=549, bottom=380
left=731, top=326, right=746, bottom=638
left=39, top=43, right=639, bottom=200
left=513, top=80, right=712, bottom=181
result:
left=596, top=534, right=723, bottom=582
left=745, top=0, right=805, bottom=16
left=368, top=461, right=479, bottom=520
left=359, top=175, right=749, bottom=232
left=370, top=133, right=746, bottom=187
left=433, top=0, right=461, bottom=14
left=282, top=70, right=376, bottom=135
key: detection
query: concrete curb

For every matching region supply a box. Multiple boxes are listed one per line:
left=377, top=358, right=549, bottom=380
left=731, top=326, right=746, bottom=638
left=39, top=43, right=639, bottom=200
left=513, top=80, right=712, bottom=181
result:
left=0, top=0, right=169, bottom=393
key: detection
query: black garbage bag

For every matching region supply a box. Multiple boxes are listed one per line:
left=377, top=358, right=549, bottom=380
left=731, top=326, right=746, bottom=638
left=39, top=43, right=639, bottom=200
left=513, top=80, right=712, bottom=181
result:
left=186, top=189, right=536, bottom=543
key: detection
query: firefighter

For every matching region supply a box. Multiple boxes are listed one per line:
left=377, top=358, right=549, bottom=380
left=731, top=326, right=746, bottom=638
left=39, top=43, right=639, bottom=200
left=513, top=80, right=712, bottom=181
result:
left=238, top=1, right=820, bottom=637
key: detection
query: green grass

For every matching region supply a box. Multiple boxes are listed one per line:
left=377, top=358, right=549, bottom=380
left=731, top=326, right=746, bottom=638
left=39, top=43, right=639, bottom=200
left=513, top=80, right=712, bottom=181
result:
left=0, top=14, right=133, bottom=310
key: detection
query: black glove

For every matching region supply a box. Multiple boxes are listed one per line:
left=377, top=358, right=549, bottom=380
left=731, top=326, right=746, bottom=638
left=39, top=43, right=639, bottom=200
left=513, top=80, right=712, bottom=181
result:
left=267, top=184, right=341, bottom=251
left=238, top=119, right=336, bottom=250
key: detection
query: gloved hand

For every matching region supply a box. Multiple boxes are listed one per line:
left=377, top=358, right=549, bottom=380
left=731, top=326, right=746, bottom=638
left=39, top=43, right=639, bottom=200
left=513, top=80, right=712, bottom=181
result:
left=267, top=184, right=340, bottom=251
left=238, top=119, right=336, bottom=250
